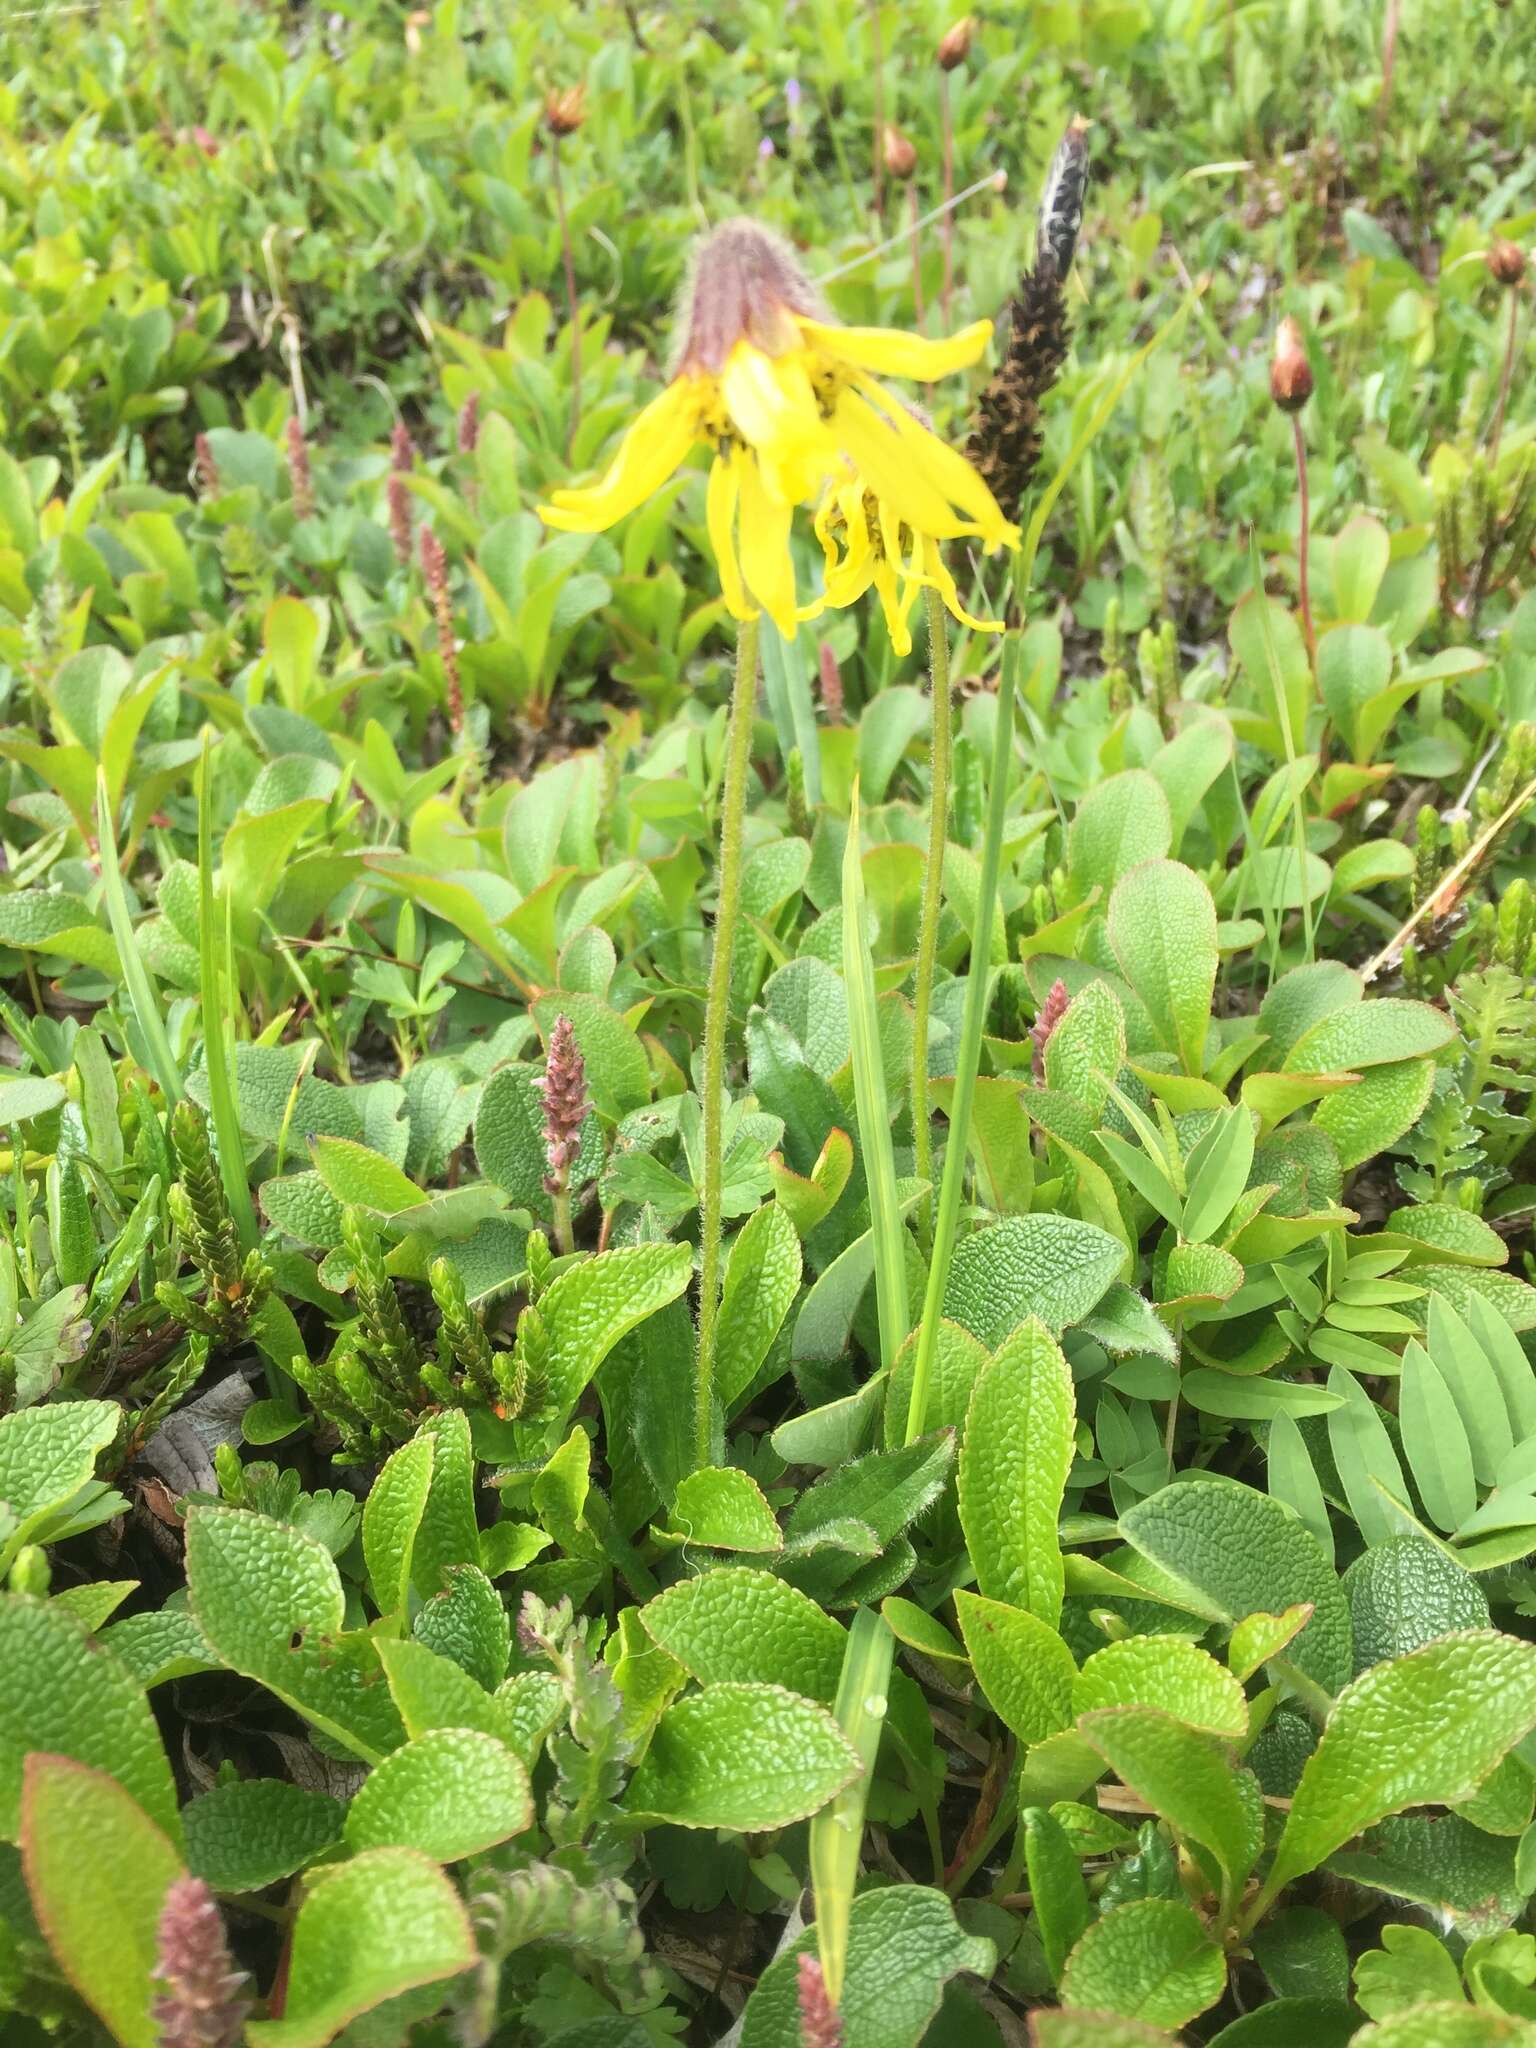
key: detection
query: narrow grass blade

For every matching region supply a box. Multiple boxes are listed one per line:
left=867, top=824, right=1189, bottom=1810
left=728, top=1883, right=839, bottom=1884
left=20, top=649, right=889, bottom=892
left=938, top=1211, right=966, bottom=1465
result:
left=198, top=735, right=258, bottom=1250
left=94, top=770, right=182, bottom=1106
left=841, top=777, right=910, bottom=1368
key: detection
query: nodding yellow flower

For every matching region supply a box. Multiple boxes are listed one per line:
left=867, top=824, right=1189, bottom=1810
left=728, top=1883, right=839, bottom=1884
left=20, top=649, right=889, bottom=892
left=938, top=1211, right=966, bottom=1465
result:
left=813, top=480, right=1007, bottom=657
left=538, top=218, right=1018, bottom=641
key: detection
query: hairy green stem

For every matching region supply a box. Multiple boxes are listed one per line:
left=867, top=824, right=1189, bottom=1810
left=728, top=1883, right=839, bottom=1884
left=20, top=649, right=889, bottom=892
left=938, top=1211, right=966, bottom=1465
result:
left=911, top=586, right=952, bottom=1224
left=905, top=632, right=1017, bottom=1445
left=694, top=615, right=760, bottom=1469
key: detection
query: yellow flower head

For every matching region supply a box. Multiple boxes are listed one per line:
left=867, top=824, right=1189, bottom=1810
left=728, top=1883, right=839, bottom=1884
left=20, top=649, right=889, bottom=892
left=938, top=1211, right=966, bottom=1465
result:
left=538, top=218, right=1018, bottom=641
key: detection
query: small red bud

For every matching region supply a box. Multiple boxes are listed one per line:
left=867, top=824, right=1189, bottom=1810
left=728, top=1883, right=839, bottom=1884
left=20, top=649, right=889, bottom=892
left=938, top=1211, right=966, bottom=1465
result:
left=544, top=84, right=586, bottom=136
left=1270, top=316, right=1313, bottom=413
left=1488, top=240, right=1527, bottom=287
left=882, top=123, right=917, bottom=180
left=937, top=16, right=974, bottom=68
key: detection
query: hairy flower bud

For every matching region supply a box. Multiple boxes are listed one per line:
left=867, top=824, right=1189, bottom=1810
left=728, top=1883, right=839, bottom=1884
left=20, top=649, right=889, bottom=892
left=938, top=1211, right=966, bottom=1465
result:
left=673, top=217, right=822, bottom=376
left=152, top=1877, right=249, bottom=2048
left=882, top=123, right=917, bottom=180
left=544, top=84, right=586, bottom=136
left=1270, top=316, right=1313, bottom=413
left=1488, top=240, right=1527, bottom=287
left=937, top=15, right=974, bottom=68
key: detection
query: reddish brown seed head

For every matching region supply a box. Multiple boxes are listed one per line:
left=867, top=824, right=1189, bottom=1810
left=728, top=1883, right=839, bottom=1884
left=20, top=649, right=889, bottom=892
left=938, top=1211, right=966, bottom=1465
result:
left=1270, top=316, right=1314, bottom=413
left=1488, top=240, right=1527, bottom=287
left=883, top=123, right=918, bottom=180
left=937, top=15, right=974, bottom=68
left=544, top=83, right=586, bottom=136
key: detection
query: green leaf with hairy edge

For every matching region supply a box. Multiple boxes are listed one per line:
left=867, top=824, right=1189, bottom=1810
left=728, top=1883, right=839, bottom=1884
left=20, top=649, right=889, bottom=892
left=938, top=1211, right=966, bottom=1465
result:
left=185, top=1507, right=403, bottom=1765
left=0, top=1596, right=180, bottom=1845
left=1284, top=1000, right=1457, bottom=1075
left=1229, top=1607, right=1314, bottom=1683
left=943, top=1215, right=1124, bottom=1344
left=880, top=1597, right=968, bottom=1669
left=344, top=1728, right=531, bottom=1860
left=1399, top=1340, right=1477, bottom=1532
left=954, top=1590, right=1076, bottom=1744
left=540, top=1241, right=694, bottom=1422
left=1068, top=770, right=1172, bottom=897
left=623, top=1682, right=858, bottom=1830
left=411, top=1409, right=482, bottom=1599
left=883, top=1318, right=990, bottom=1448
left=1074, top=1636, right=1248, bottom=1737
left=1044, top=978, right=1128, bottom=1124
left=1312, top=1058, right=1435, bottom=1173
left=413, top=1564, right=510, bottom=1691
left=786, top=1431, right=953, bottom=1553
left=245, top=1847, right=476, bottom=2048
left=739, top=1885, right=994, bottom=2048
left=957, top=1317, right=1074, bottom=1626
left=1024, top=1803, right=1092, bottom=1982
left=716, top=1202, right=802, bottom=1409
left=1059, top=1899, right=1226, bottom=2029
left=1259, top=1632, right=1536, bottom=1909
left=1107, top=860, right=1217, bottom=1076
left=20, top=1757, right=184, bottom=2048
left=363, top=1433, right=435, bottom=1619
left=0, top=1400, right=120, bottom=1575
left=185, top=1781, right=344, bottom=1893
left=1119, top=1478, right=1351, bottom=1694
left=310, top=1136, right=421, bottom=1213
left=1081, top=1707, right=1262, bottom=1911
left=665, top=1467, right=782, bottom=1552
left=375, top=1638, right=536, bottom=1760
left=1381, top=1207, right=1508, bottom=1269
left=1326, top=1367, right=1411, bottom=1546
left=1080, top=1285, right=1180, bottom=1363
left=1343, top=1537, right=1488, bottom=1674
left=638, top=1568, right=846, bottom=1700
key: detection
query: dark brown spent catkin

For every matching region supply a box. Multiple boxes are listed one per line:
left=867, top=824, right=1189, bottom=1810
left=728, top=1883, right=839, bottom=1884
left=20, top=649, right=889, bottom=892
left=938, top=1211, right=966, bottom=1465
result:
left=796, top=1954, right=843, bottom=2048
left=542, top=1012, right=588, bottom=1191
left=965, top=117, right=1088, bottom=520
left=151, top=1877, right=249, bottom=2048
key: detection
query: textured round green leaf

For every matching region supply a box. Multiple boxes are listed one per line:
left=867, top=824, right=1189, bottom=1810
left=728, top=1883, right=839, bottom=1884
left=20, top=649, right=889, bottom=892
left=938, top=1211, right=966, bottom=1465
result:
left=943, top=1215, right=1124, bottom=1344
left=666, top=1467, right=782, bottom=1552
left=363, top=1433, right=435, bottom=1618
left=185, top=1506, right=403, bottom=1764
left=0, top=1399, right=119, bottom=1549
left=539, top=1241, right=695, bottom=1421
left=344, top=1728, right=531, bottom=1860
left=1349, top=2006, right=1536, bottom=2046
left=739, top=1884, right=994, bottom=2048
left=1059, top=1899, right=1226, bottom=2029
left=20, top=1756, right=185, bottom=2048
left=1379, top=1206, right=1509, bottom=1268
left=622, top=1682, right=858, bottom=1830
left=1079, top=1706, right=1262, bottom=1899
left=716, top=1200, right=803, bottom=1410
left=413, top=1564, right=511, bottom=1692
left=1074, top=1635, right=1248, bottom=1737
left=1068, top=771, right=1172, bottom=897
left=884, top=1318, right=990, bottom=1447
left=1284, top=999, right=1457, bottom=1075
left=957, top=1317, right=1074, bottom=1626
left=1206, top=1998, right=1358, bottom=2047
left=954, top=1590, right=1075, bottom=1745
left=1311, top=1057, right=1435, bottom=1173
left=185, top=1779, right=344, bottom=1893
left=1119, top=1477, right=1351, bottom=1694
left=246, top=1847, right=475, bottom=2048
left=1107, top=859, right=1218, bottom=1076
left=639, top=1567, right=847, bottom=1700
left=0, top=1596, right=180, bottom=1846
left=1264, top=1630, right=1536, bottom=1902
left=1346, top=1538, right=1492, bottom=1674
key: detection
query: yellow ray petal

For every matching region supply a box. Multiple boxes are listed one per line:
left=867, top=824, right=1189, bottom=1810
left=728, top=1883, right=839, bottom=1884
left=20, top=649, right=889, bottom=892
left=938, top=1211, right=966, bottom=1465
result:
left=867, top=380, right=1020, bottom=549
left=706, top=451, right=753, bottom=621
left=721, top=342, right=830, bottom=505
left=797, top=316, right=993, bottom=381
left=540, top=377, right=701, bottom=532
left=918, top=539, right=1007, bottom=634
left=736, top=457, right=799, bottom=639
left=830, top=389, right=962, bottom=539
left=872, top=554, right=915, bottom=654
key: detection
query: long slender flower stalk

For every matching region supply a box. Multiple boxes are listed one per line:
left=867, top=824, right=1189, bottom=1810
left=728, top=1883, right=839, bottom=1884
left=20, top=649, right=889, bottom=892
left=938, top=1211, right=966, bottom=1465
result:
left=545, top=85, right=586, bottom=453
left=694, top=616, right=759, bottom=1466
left=936, top=19, right=972, bottom=328
left=910, top=588, right=951, bottom=1209
left=1270, top=315, right=1315, bottom=658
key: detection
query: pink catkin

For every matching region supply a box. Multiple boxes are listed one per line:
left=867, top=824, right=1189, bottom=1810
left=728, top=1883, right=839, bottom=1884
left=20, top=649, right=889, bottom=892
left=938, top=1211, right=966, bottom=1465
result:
left=817, top=642, right=845, bottom=723
left=541, top=1013, right=588, bottom=1191
left=151, top=1877, right=249, bottom=2048
left=388, top=422, right=415, bottom=566
left=193, top=433, right=220, bottom=498
left=457, top=391, right=482, bottom=455
left=419, top=526, right=463, bottom=735
left=796, top=1954, right=843, bottom=2048
left=1029, top=976, right=1071, bottom=1081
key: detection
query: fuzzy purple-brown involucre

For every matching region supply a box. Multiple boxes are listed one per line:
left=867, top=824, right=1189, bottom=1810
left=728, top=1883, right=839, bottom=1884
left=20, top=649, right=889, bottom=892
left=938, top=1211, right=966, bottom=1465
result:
left=796, top=1953, right=843, bottom=2048
left=542, top=1013, right=587, bottom=1193
left=151, top=1877, right=249, bottom=2048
